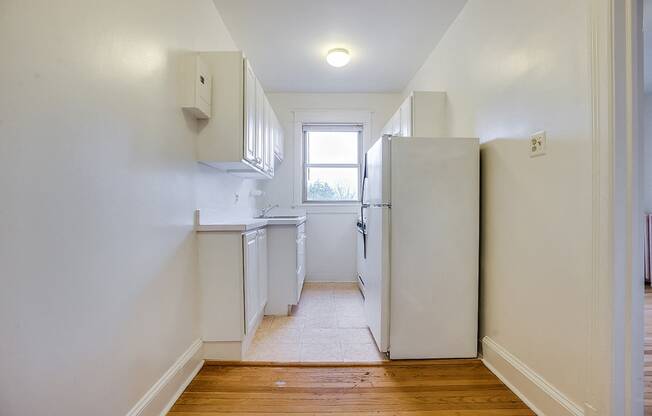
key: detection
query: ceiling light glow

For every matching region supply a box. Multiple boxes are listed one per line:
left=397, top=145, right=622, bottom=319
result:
left=326, top=48, right=350, bottom=67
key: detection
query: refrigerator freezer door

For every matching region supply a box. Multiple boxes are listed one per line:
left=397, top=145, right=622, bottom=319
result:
left=388, top=137, right=479, bottom=359
left=361, top=153, right=369, bottom=205
left=366, top=136, right=391, bottom=205
left=363, top=205, right=390, bottom=353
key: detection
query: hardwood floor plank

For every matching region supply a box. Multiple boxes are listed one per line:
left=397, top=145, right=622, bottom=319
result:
left=167, top=360, right=535, bottom=415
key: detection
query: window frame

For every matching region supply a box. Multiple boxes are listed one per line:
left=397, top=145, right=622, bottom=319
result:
left=301, top=124, right=363, bottom=204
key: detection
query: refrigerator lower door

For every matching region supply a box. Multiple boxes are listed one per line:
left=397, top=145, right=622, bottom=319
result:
left=356, top=220, right=367, bottom=293
left=363, top=205, right=390, bottom=353
left=388, top=137, right=479, bottom=359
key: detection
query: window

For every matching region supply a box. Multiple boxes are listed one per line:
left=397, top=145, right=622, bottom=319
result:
left=303, top=124, right=362, bottom=203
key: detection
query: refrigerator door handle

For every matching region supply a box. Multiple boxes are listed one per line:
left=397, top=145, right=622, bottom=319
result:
left=360, top=154, right=368, bottom=220
left=356, top=218, right=367, bottom=259
left=358, top=153, right=370, bottom=259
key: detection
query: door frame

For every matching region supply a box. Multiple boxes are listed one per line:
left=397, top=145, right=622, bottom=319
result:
left=590, top=0, right=644, bottom=414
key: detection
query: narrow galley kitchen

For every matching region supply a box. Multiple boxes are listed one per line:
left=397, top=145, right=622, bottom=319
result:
left=2, top=0, right=624, bottom=415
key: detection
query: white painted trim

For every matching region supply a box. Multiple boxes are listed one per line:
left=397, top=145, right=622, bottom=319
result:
left=292, top=110, right=372, bottom=208
left=586, top=1, right=616, bottom=414
left=481, top=337, right=584, bottom=416
left=589, top=1, right=644, bottom=415
left=615, top=0, right=645, bottom=416
left=158, top=359, right=203, bottom=416
left=125, top=338, right=203, bottom=416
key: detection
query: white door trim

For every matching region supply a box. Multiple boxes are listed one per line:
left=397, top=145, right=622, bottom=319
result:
left=589, top=0, right=644, bottom=415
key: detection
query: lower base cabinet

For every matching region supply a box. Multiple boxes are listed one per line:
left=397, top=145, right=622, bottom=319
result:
left=265, top=222, right=306, bottom=315
left=198, top=228, right=268, bottom=360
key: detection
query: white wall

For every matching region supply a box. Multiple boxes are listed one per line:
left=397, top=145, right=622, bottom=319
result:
left=0, top=1, right=256, bottom=415
left=405, top=0, right=592, bottom=413
left=265, top=93, right=401, bottom=281
left=196, top=163, right=262, bottom=218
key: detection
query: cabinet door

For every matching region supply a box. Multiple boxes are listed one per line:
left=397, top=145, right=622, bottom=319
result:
left=243, top=60, right=257, bottom=164
left=263, top=98, right=272, bottom=174
left=390, top=111, right=400, bottom=135
left=296, top=223, right=306, bottom=299
left=272, top=115, right=279, bottom=156
left=255, top=79, right=265, bottom=168
left=243, top=231, right=259, bottom=334
left=399, top=96, right=412, bottom=136
left=257, top=229, right=268, bottom=310
left=274, top=114, right=284, bottom=161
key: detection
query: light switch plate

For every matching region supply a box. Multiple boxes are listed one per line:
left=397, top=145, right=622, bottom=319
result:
left=530, top=131, right=546, bottom=157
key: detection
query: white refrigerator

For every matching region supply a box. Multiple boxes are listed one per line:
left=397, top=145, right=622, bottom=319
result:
left=360, top=135, right=479, bottom=359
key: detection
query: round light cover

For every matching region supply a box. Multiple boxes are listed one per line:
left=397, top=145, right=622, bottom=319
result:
left=326, top=48, right=350, bottom=67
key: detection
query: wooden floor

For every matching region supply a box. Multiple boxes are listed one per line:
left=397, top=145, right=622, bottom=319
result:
left=645, top=286, right=652, bottom=414
left=168, top=360, right=535, bottom=415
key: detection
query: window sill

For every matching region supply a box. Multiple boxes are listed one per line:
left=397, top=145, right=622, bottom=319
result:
left=300, top=202, right=360, bottom=206
left=293, top=203, right=360, bottom=215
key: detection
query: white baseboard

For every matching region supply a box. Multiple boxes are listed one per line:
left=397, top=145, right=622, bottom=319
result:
left=126, top=338, right=203, bottom=416
left=159, top=358, right=203, bottom=416
left=481, top=336, right=584, bottom=416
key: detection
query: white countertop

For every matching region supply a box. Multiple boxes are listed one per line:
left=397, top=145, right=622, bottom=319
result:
left=194, top=210, right=306, bottom=232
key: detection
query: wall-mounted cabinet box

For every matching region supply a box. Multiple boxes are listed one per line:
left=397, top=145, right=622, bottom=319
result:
left=197, top=51, right=283, bottom=179
left=180, top=54, right=211, bottom=119
left=381, top=91, right=447, bottom=138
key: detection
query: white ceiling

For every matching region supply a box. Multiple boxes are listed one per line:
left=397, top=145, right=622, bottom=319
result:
left=212, top=0, right=468, bottom=93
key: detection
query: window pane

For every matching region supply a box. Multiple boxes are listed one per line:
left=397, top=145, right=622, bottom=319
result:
left=306, top=167, right=359, bottom=201
left=306, top=131, right=358, bottom=164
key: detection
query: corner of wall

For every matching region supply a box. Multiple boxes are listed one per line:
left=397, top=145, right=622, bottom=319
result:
left=125, top=339, right=203, bottom=416
left=481, top=337, right=584, bottom=416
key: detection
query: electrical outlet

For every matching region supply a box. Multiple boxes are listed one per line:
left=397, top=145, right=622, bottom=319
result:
left=530, top=131, right=546, bottom=157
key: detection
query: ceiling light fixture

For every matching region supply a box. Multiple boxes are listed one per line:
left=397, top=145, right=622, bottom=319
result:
left=326, top=48, right=350, bottom=67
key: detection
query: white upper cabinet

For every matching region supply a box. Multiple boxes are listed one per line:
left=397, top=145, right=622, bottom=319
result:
left=254, top=77, right=265, bottom=169
left=263, top=96, right=273, bottom=174
left=399, top=96, right=412, bottom=137
left=381, top=111, right=400, bottom=136
left=273, top=112, right=284, bottom=161
left=244, top=60, right=257, bottom=164
left=381, top=91, right=447, bottom=139
left=196, top=51, right=281, bottom=179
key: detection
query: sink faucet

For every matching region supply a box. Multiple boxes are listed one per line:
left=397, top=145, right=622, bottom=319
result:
left=259, top=204, right=279, bottom=218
